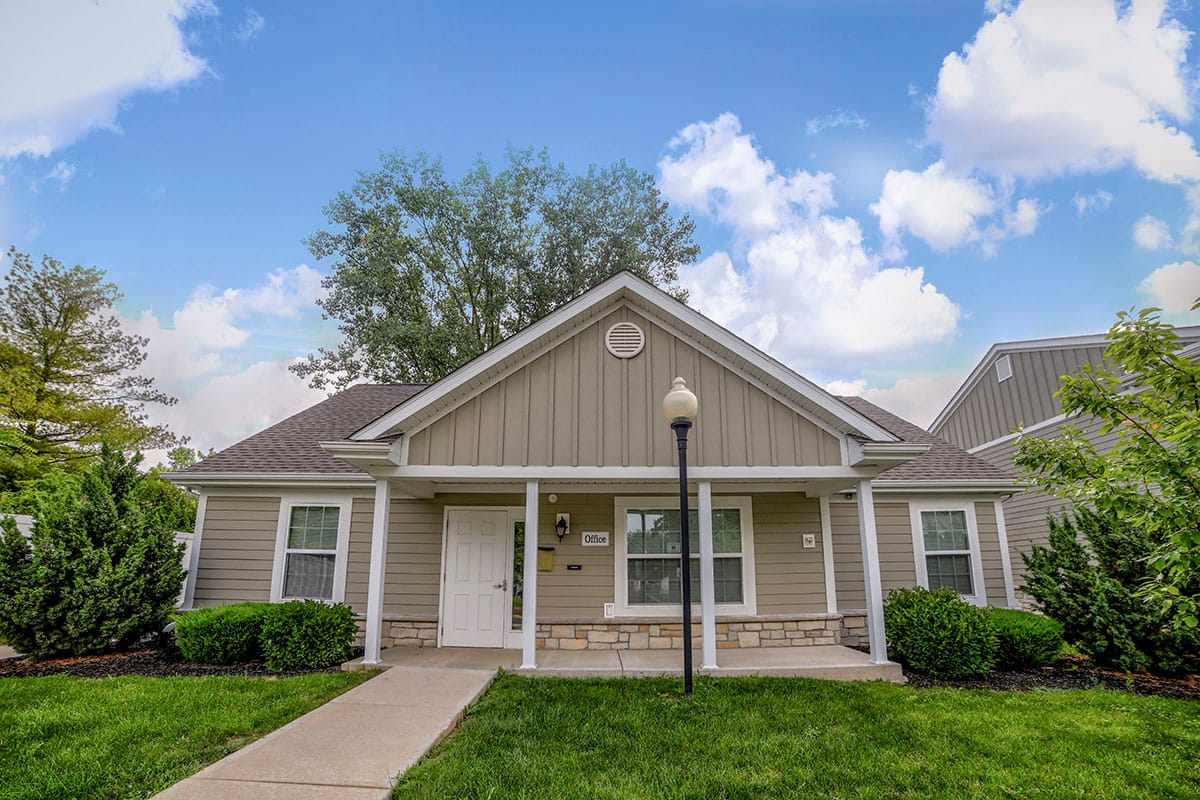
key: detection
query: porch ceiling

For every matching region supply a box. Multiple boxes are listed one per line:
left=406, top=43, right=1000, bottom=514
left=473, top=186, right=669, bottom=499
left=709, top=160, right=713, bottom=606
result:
left=389, top=476, right=862, bottom=499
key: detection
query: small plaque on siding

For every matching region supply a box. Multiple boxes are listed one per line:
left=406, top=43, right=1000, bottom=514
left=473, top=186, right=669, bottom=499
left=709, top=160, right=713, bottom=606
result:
left=581, top=531, right=610, bottom=547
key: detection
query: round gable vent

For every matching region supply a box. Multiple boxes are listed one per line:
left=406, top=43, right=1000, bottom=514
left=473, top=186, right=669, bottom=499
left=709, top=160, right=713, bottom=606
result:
left=605, top=321, right=645, bottom=358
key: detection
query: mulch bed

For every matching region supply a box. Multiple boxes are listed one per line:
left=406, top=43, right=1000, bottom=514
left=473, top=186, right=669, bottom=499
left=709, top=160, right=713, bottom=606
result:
left=905, top=655, right=1200, bottom=701
left=0, top=642, right=360, bottom=679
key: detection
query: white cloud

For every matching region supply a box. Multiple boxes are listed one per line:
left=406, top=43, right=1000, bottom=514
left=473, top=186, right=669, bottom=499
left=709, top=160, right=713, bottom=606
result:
left=43, top=161, right=76, bottom=191
left=1072, top=190, right=1113, bottom=216
left=871, top=161, right=1043, bottom=256
left=824, top=378, right=867, bottom=396
left=660, top=114, right=960, bottom=370
left=805, top=110, right=867, bottom=136
left=235, top=9, right=265, bottom=42
left=862, top=375, right=964, bottom=429
left=0, top=0, right=212, bottom=159
left=1134, top=214, right=1173, bottom=250
left=928, top=0, right=1200, bottom=183
left=124, top=265, right=330, bottom=456
left=1139, top=261, right=1200, bottom=314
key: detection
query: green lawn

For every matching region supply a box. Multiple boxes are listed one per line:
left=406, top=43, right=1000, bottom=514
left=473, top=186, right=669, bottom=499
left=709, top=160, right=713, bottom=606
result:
left=394, top=675, right=1200, bottom=800
left=0, top=672, right=365, bottom=800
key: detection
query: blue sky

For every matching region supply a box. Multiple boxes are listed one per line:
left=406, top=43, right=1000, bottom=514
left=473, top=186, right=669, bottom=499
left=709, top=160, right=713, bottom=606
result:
left=2, top=0, right=1199, bottom=456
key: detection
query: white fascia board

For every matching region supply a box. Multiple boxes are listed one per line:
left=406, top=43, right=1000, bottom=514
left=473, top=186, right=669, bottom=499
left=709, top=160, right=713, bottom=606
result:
left=373, top=464, right=882, bottom=481
left=161, top=472, right=375, bottom=489
left=871, top=480, right=1018, bottom=494
left=351, top=271, right=897, bottom=443
left=847, top=441, right=930, bottom=466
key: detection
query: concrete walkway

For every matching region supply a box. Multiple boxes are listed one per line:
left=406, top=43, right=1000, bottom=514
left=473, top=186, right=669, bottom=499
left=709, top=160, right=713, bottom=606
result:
left=154, top=657, right=506, bottom=800
left=0, top=646, right=18, bottom=660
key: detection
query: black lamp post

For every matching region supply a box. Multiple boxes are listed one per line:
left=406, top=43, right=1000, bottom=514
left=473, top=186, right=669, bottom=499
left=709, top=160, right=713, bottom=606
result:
left=663, top=376, right=699, bottom=699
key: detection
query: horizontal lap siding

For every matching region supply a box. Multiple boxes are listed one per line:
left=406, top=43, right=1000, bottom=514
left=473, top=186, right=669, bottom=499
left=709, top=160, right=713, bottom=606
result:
left=383, top=499, right=446, bottom=618
left=751, top=494, right=825, bottom=615
left=194, top=495, right=279, bottom=606
left=344, top=497, right=374, bottom=614
left=974, top=501, right=1007, bottom=604
left=974, top=415, right=1120, bottom=586
left=830, top=500, right=917, bottom=609
left=831, top=501, right=865, bottom=610
left=535, top=494, right=617, bottom=620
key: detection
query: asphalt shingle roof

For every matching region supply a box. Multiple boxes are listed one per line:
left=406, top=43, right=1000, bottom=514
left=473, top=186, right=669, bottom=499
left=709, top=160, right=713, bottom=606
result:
left=182, top=384, right=425, bottom=474
left=837, top=395, right=1014, bottom=483
left=179, top=382, right=1011, bottom=485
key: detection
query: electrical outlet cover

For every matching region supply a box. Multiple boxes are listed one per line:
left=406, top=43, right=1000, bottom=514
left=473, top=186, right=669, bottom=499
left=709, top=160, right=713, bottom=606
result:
left=603, top=603, right=615, bottom=618
left=802, top=533, right=816, bottom=548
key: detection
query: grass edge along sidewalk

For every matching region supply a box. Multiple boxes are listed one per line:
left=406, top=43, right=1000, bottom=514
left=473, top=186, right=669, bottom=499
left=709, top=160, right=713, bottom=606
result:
left=394, top=674, right=1200, bottom=800
left=0, top=671, right=365, bottom=800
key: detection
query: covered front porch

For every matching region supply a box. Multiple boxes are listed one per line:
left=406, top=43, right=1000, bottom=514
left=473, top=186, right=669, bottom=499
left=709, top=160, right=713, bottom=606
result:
left=354, top=644, right=904, bottom=682
left=349, top=467, right=899, bottom=673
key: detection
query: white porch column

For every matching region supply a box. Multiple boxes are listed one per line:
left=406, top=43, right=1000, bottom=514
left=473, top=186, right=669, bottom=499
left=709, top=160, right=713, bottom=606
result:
left=819, top=495, right=837, bottom=614
left=521, top=480, right=540, bottom=669
left=856, top=479, right=888, bottom=664
left=363, top=478, right=391, bottom=666
left=697, top=480, right=717, bottom=669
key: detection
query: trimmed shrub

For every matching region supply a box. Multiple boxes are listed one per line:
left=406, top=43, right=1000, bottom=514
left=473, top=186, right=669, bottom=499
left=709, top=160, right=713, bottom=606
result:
left=176, top=603, right=273, bottom=665
left=884, top=586, right=997, bottom=678
left=988, top=608, right=1064, bottom=669
left=260, top=600, right=357, bottom=671
left=0, top=447, right=186, bottom=660
left=1023, top=511, right=1200, bottom=676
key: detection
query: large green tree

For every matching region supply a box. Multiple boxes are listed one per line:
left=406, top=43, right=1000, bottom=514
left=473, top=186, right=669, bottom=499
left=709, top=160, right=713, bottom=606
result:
left=0, top=249, right=179, bottom=489
left=1014, top=303, right=1200, bottom=627
left=292, top=148, right=699, bottom=389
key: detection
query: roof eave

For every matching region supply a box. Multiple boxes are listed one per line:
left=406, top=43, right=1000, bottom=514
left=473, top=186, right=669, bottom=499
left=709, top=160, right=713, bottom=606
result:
left=870, top=479, right=1018, bottom=494
left=162, top=471, right=374, bottom=489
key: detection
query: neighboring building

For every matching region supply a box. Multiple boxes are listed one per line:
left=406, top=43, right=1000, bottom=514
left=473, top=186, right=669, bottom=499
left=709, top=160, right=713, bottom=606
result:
left=167, top=272, right=1017, bottom=670
left=929, top=326, right=1200, bottom=596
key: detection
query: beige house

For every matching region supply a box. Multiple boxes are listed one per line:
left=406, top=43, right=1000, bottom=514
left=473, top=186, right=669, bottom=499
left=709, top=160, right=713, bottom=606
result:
left=168, top=272, right=1017, bottom=669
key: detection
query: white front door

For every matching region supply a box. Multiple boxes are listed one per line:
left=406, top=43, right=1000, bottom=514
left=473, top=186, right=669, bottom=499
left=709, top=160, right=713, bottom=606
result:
left=441, top=509, right=510, bottom=647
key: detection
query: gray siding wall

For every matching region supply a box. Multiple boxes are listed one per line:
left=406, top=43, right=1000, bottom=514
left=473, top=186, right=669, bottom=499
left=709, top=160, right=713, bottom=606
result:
left=193, top=495, right=279, bottom=606
left=973, top=414, right=1120, bottom=590
left=974, top=500, right=1007, bottom=603
left=936, top=345, right=1107, bottom=451
left=752, top=494, right=826, bottom=615
left=407, top=304, right=842, bottom=469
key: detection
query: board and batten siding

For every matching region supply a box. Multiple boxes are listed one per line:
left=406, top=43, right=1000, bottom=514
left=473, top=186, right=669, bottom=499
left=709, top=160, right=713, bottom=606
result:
left=406, top=304, right=842, bottom=469
left=193, top=495, right=280, bottom=606
left=935, top=345, right=1108, bottom=452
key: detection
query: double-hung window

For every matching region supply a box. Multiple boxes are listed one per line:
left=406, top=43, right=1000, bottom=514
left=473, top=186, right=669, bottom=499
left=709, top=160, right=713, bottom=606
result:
left=910, top=502, right=985, bottom=605
left=616, top=497, right=755, bottom=616
left=272, top=498, right=352, bottom=603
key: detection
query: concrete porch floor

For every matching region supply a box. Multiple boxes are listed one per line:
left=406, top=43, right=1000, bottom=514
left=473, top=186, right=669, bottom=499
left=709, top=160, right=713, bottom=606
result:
left=360, top=644, right=903, bottom=683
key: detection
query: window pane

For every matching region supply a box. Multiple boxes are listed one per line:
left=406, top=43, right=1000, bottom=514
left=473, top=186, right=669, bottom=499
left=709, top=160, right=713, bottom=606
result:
left=921, top=510, right=968, bottom=552
left=711, top=508, right=742, bottom=554
left=927, top=554, right=973, bottom=595
left=288, top=505, right=339, bottom=551
left=283, top=553, right=335, bottom=599
left=626, top=512, right=645, bottom=554
left=628, top=558, right=680, bottom=605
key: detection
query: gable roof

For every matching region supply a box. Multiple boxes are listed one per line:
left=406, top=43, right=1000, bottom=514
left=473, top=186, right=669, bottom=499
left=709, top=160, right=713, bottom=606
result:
left=929, top=325, right=1200, bottom=435
left=179, top=384, right=424, bottom=475
left=839, top=396, right=1012, bottom=483
left=352, top=271, right=898, bottom=443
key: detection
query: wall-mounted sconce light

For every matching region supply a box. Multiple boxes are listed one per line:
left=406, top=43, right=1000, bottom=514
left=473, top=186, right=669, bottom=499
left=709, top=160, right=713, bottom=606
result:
left=554, top=513, right=569, bottom=542
left=843, top=491, right=856, bottom=501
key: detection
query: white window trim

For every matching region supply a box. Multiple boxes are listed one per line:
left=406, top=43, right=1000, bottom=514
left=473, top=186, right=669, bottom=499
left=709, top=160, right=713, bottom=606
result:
left=613, top=495, right=757, bottom=617
left=270, top=495, right=355, bottom=603
left=908, top=499, right=987, bottom=607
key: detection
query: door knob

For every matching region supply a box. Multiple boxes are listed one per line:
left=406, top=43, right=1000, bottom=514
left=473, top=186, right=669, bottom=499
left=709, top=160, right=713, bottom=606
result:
left=493, top=579, right=508, bottom=591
